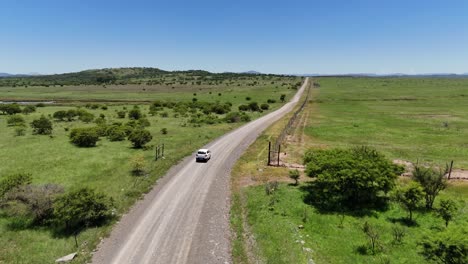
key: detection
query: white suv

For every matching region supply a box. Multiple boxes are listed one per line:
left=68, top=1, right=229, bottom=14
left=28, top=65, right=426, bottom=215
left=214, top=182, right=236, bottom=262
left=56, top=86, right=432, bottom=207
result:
left=196, top=149, right=211, bottom=162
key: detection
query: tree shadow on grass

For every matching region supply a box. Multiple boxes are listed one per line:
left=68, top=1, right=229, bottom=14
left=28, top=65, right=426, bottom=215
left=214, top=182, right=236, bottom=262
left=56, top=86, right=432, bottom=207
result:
left=386, top=216, right=419, bottom=227
left=299, top=182, right=389, bottom=218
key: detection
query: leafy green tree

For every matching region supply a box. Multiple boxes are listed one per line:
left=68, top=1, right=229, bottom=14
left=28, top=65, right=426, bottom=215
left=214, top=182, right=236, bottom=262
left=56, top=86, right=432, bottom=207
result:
left=53, top=188, right=113, bottom=231
left=260, top=103, right=270, bottom=110
left=30, top=115, right=53, bottom=135
left=304, top=147, right=399, bottom=210
left=248, top=102, right=260, bottom=112
left=437, top=199, right=458, bottom=227
left=128, top=129, right=152, bottom=148
left=289, top=169, right=300, bottom=185
left=0, top=104, right=22, bottom=115
left=419, top=228, right=468, bottom=264
left=396, top=182, right=425, bottom=222
left=69, top=127, right=99, bottom=147
left=412, top=165, right=447, bottom=209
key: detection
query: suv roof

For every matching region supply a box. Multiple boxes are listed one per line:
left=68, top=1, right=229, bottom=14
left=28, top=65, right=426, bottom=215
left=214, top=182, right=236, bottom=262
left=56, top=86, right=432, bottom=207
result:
left=198, top=149, right=209, bottom=152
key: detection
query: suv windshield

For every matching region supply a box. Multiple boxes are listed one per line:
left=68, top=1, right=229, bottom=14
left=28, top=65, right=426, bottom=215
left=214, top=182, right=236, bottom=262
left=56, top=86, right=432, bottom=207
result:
left=198, top=151, right=206, bottom=154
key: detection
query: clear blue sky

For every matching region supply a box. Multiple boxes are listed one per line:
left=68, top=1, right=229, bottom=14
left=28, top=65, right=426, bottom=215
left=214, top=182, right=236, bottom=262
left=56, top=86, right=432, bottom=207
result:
left=1, top=0, right=467, bottom=74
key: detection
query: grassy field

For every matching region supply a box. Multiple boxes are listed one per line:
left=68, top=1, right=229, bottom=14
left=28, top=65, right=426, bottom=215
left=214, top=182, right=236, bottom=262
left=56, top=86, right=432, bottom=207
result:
left=0, top=75, right=301, bottom=263
left=231, top=77, right=468, bottom=264
left=308, top=77, right=468, bottom=168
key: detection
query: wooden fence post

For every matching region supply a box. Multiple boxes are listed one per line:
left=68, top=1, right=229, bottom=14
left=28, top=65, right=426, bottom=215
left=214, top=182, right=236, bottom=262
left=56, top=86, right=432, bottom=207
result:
left=267, top=141, right=271, bottom=165
left=448, top=160, right=454, bottom=179
left=277, top=144, right=281, bottom=166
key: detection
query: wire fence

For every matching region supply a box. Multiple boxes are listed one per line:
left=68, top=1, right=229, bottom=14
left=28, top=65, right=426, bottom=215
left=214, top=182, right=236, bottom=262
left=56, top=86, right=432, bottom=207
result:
left=268, top=79, right=313, bottom=166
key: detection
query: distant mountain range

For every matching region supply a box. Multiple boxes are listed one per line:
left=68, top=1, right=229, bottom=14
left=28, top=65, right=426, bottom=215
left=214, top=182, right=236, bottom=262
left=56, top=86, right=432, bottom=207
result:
left=0, top=72, right=40, bottom=77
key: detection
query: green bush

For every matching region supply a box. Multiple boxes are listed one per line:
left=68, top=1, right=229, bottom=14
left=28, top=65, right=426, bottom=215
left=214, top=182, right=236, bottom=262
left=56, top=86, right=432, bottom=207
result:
left=419, top=227, right=468, bottom=264
left=7, top=115, right=26, bottom=126
left=30, top=115, right=53, bottom=135
left=22, top=105, right=36, bottom=114
left=69, top=127, right=99, bottom=147
left=128, top=129, right=152, bottom=148
left=53, top=187, right=113, bottom=231
left=117, top=111, right=126, bottom=118
left=260, top=103, right=270, bottom=110
left=0, top=173, right=32, bottom=198
left=128, top=108, right=142, bottom=120
left=225, top=112, right=251, bottom=123
left=106, top=125, right=127, bottom=141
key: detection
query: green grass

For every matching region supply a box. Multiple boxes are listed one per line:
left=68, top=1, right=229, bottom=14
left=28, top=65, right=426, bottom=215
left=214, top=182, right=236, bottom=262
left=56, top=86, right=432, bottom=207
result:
left=242, top=181, right=468, bottom=264
left=0, top=77, right=301, bottom=263
left=307, top=77, right=468, bottom=168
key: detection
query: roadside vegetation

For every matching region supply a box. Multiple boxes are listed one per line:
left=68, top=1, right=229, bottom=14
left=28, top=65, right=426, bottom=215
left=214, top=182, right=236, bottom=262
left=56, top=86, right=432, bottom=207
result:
left=0, top=70, right=302, bottom=263
left=231, top=77, right=468, bottom=264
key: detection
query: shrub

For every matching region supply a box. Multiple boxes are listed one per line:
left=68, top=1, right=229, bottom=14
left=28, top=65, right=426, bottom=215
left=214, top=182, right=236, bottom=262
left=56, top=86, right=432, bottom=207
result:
left=69, top=127, right=99, bottom=147
left=130, top=154, right=146, bottom=176
left=22, top=105, right=36, bottom=114
left=117, top=111, right=126, bottom=118
left=246, top=96, right=251, bottom=101
left=128, top=129, right=152, bottom=148
left=280, top=94, right=286, bottom=102
left=260, top=103, right=270, bottom=110
left=224, top=112, right=250, bottom=123
left=238, top=104, right=249, bottom=111
left=160, top=111, right=169, bottom=118
left=30, top=115, right=53, bottom=135
left=101, top=105, right=108, bottom=110
left=0, top=173, right=32, bottom=198
left=78, top=112, right=94, bottom=123
left=53, top=188, right=113, bottom=230
left=419, top=228, right=468, bottom=264
left=161, top=128, right=168, bottom=134
left=128, top=108, right=142, bottom=120
left=7, top=115, right=26, bottom=126
left=36, top=103, right=46, bottom=107
left=14, top=127, right=26, bottom=136
left=4, top=184, right=64, bottom=224
left=52, top=110, right=66, bottom=121
left=248, top=102, right=260, bottom=112
left=267, top=99, right=276, bottom=103
left=106, top=125, right=127, bottom=141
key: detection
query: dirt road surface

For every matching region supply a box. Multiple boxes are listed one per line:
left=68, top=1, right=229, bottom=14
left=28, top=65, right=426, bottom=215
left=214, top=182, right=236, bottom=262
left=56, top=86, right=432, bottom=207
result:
left=91, top=78, right=310, bottom=264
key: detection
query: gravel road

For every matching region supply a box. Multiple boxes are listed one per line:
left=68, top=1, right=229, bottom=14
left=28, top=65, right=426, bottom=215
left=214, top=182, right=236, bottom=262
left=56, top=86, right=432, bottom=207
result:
left=91, top=78, right=309, bottom=264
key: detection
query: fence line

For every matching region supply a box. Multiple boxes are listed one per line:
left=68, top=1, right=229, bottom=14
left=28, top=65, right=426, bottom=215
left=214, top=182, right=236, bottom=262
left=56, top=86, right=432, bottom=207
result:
left=268, top=79, right=313, bottom=166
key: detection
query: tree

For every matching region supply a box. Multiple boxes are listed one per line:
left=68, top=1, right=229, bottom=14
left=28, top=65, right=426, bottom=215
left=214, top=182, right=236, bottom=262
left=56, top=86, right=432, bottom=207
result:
left=304, top=147, right=400, bottom=210
left=419, top=228, right=468, bottom=264
left=30, top=115, right=53, bottom=135
left=396, top=182, right=425, bottom=222
left=78, top=112, right=94, bottom=123
left=53, top=188, right=113, bottom=231
left=280, top=94, right=286, bottom=102
left=0, top=104, right=22, bottom=115
left=412, top=165, right=447, bottom=209
left=69, top=128, right=99, bottom=147
left=437, top=199, right=458, bottom=227
left=289, top=169, right=300, bottom=185
left=128, top=129, right=152, bottom=148
left=362, top=221, right=381, bottom=254
left=106, top=125, right=127, bottom=141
